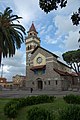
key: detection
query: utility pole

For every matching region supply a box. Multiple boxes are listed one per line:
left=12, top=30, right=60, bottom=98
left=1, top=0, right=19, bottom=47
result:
left=1, top=64, right=4, bottom=78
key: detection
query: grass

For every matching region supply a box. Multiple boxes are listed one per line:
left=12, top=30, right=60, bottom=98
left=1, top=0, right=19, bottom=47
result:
left=15, top=98, right=68, bottom=120
left=0, top=98, right=11, bottom=120
left=0, top=97, right=68, bottom=120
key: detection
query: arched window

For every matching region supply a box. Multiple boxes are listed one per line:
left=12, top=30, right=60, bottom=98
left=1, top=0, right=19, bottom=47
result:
left=30, top=45, right=32, bottom=49
left=30, top=33, right=32, bottom=35
left=27, top=46, right=29, bottom=50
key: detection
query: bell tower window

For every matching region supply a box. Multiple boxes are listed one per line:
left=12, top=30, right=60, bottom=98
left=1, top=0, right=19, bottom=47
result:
left=30, top=45, right=32, bottom=49
left=27, top=46, right=29, bottom=50
left=27, top=45, right=32, bottom=50
left=30, top=33, right=32, bottom=35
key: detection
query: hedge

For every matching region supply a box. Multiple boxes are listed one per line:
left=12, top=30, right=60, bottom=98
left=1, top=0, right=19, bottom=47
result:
left=4, top=95, right=55, bottom=118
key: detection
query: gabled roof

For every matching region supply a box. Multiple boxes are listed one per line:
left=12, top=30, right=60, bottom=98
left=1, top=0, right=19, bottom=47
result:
left=54, top=68, right=78, bottom=77
left=54, top=68, right=69, bottom=76
left=27, top=23, right=38, bottom=33
left=57, top=60, right=70, bottom=68
left=31, top=46, right=59, bottom=58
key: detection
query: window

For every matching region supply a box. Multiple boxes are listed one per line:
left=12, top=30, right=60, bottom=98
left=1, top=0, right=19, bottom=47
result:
left=34, top=70, right=38, bottom=74
left=55, top=80, right=58, bottom=85
left=34, top=69, right=45, bottom=75
left=38, top=69, right=43, bottom=75
left=34, top=45, right=36, bottom=49
left=30, top=33, right=32, bottom=35
left=30, top=45, right=32, bottom=49
left=27, top=45, right=32, bottom=50
left=27, top=46, right=29, bottom=50
left=42, top=69, right=45, bottom=74
left=32, top=82, right=34, bottom=85
left=48, top=81, right=50, bottom=85
left=44, top=81, right=46, bottom=85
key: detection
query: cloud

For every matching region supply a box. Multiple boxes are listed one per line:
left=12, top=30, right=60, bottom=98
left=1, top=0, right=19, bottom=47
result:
left=54, top=14, right=80, bottom=51
left=53, top=0, right=80, bottom=51
left=54, top=15, right=79, bottom=36
left=44, top=35, right=57, bottom=44
left=45, top=25, right=53, bottom=33
left=0, top=0, right=80, bottom=81
left=63, top=31, right=80, bottom=50
left=1, top=51, right=26, bottom=80
left=12, top=0, right=41, bottom=26
left=55, top=0, right=80, bottom=16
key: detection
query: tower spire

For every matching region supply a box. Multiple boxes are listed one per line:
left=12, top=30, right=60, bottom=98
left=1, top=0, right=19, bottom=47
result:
left=28, top=22, right=38, bottom=33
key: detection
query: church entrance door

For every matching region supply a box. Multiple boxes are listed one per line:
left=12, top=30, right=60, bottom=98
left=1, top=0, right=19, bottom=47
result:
left=38, top=81, right=43, bottom=89
left=37, top=78, right=43, bottom=90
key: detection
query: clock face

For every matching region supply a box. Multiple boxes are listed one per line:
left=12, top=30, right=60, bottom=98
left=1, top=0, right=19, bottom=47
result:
left=28, top=53, right=31, bottom=58
left=37, top=57, right=42, bottom=64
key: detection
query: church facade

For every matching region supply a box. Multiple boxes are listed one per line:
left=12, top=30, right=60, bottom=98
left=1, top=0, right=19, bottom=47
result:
left=25, top=23, right=78, bottom=91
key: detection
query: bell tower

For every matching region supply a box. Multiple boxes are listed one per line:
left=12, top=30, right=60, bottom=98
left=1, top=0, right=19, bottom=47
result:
left=25, top=23, right=40, bottom=76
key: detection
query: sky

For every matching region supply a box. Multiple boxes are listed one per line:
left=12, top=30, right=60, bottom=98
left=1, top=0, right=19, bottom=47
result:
left=0, top=0, right=80, bottom=81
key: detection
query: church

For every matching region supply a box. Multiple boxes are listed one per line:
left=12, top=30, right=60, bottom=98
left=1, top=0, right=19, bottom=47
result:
left=25, top=23, right=78, bottom=91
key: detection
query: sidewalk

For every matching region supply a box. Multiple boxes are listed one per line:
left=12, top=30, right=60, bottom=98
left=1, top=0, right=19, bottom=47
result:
left=0, top=89, right=80, bottom=98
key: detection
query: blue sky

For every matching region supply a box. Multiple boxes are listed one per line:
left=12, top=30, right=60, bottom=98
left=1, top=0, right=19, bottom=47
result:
left=0, top=0, right=80, bottom=81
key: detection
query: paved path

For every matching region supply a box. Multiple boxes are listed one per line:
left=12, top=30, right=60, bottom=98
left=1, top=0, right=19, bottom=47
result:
left=0, top=89, right=80, bottom=98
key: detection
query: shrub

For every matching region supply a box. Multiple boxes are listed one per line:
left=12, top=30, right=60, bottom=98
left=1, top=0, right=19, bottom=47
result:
left=4, top=98, right=26, bottom=118
left=59, top=105, right=80, bottom=120
left=25, top=95, right=55, bottom=106
left=4, top=95, right=55, bottom=118
left=63, top=94, right=80, bottom=104
left=4, top=102, right=17, bottom=118
left=27, top=106, right=53, bottom=120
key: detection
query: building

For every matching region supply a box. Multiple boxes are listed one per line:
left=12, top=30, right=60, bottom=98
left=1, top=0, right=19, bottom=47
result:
left=25, top=23, right=78, bottom=91
left=5, top=81, right=13, bottom=89
left=12, top=75, right=26, bottom=88
left=0, top=77, right=13, bottom=89
left=0, top=77, right=7, bottom=88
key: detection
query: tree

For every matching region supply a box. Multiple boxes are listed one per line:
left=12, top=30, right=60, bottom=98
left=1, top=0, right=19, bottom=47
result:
left=39, top=0, right=67, bottom=13
left=39, top=0, right=80, bottom=77
left=62, top=49, right=80, bottom=81
left=39, top=0, right=80, bottom=26
left=71, top=8, right=80, bottom=26
left=0, top=7, right=26, bottom=65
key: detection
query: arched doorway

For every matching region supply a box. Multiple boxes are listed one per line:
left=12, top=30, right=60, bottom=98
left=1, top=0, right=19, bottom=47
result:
left=37, top=78, right=43, bottom=90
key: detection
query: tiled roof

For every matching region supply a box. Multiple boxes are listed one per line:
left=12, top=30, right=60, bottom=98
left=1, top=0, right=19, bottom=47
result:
left=30, top=65, right=46, bottom=71
left=54, top=68, right=69, bottom=76
left=54, top=68, right=78, bottom=77
left=71, top=72, right=79, bottom=76
left=28, top=23, right=38, bottom=33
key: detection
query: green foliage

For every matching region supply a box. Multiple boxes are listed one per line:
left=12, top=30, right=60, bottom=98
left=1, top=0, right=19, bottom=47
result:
left=62, top=49, right=80, bottom=78
left=27, top=106, right=53, bottom=120
left=62, top=50, right=80, bottom=64
left=71, top=8, right=80, bottom=26
left=39, top=1, right=80, bottom=26
left=4, top=101, right=18, bottom=118
left=63, top=94, right=80, bottom=104
left=39, top=0, right=67, bottom=13
left=59, top=105, right=80, bottom=120
left=0, top=7, right=26, bottom=65
left=4, top=95, right=55, bottom=118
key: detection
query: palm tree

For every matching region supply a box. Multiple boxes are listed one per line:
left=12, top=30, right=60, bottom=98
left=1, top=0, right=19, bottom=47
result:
left=0, top=7, right=26, bottom=65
